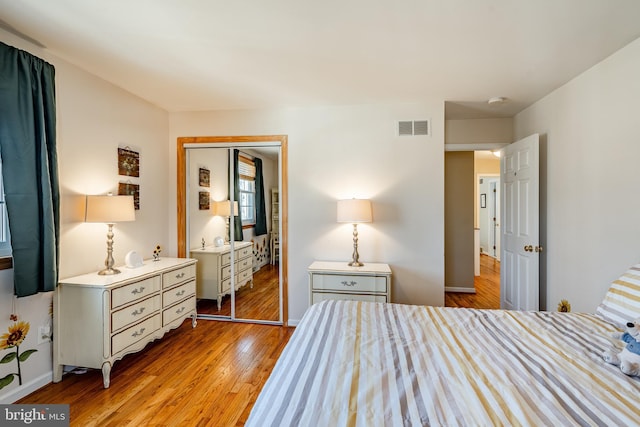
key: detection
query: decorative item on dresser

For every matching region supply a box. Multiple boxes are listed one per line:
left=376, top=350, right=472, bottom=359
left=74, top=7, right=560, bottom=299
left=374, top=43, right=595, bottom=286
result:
left=190, top=241, right=253, bottom=310
left=53, top=257, right=197, bottom=388
left=308, top=261, right=391, bottom=304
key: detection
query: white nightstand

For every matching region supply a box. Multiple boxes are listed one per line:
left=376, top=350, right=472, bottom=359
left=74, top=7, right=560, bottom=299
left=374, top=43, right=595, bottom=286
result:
left=308, top=261, right=391, bottom=304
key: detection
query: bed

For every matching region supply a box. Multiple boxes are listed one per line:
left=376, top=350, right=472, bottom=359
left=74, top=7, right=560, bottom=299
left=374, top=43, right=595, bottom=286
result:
left=246, top=267, right=640, bottom=427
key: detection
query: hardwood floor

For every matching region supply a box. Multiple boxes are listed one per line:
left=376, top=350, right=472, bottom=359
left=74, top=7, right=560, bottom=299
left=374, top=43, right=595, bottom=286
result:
left=197, top=264, right=280, bottom=321
left=18, top=320, right=293, bottom=426
left=445, top=254, right=500, bottom=309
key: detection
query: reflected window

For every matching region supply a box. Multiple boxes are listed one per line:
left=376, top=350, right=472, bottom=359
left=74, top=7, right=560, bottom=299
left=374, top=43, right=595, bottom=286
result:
left=238, top=155, right=256, bottom=226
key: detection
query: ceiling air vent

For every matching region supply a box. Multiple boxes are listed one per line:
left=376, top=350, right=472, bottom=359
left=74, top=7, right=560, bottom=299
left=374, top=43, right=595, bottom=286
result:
left=397, top=120, right=430, bottom=136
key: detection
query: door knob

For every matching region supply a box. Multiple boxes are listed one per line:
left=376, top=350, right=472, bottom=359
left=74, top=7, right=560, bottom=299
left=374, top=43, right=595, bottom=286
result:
left=535, top=246, right=543, bottom=253
left=524, top=245, right=533, bottom=252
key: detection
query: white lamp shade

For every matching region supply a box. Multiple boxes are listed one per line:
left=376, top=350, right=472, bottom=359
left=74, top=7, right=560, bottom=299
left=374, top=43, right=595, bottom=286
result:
left=337, top=199, right=372, bottom=223
left=85, top=195, right=135, bottom=223
left=213, top=200, right=239, bottom=217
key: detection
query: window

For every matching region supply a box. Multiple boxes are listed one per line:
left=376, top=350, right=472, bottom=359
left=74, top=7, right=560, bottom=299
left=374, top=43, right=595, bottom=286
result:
left=0, top=161, right=12, bottom=257
left=238, top=156, right=256, bottom=227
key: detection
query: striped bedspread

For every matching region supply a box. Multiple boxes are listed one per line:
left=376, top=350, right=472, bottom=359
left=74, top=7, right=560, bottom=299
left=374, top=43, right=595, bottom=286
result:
left=247, top=300, right=640, bottom=426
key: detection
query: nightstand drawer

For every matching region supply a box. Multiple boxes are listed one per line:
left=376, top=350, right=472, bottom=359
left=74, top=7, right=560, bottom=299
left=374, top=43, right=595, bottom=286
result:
left=112, top=276, right=160, bottom=309
left=163, top=264, right=195, bottom=288
left=163, top=280, right=195, bottom=307
left=112, top=314, right=161, bottom=355
left=111, top=295, right=160, bottom=332
left=311, top=274, right=387, bottom=294
left=312, top=292, right=388, bottom=304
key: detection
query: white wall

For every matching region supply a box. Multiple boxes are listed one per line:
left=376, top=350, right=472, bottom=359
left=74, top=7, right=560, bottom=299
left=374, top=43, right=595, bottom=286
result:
left=188, top=148, right=228, bottom=249
left=445, top=118, right=513, bottom=145
left=514, top=37, right=640, bottom=312
left=170, top=102, right=445, bottom=323
left=0, top=29, right=169, bottom=403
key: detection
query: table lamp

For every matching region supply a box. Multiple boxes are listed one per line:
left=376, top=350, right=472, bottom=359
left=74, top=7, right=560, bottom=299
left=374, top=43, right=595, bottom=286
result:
left=213, top=200, right=239, bottom=244
left=337, top=198, right=372, bottom=267
left=85, top=194, right=135, bottom=275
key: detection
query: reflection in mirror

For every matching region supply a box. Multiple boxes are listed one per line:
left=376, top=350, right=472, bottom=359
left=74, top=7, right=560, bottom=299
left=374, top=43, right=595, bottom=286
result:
left=186, top=145, right=281, bottom=323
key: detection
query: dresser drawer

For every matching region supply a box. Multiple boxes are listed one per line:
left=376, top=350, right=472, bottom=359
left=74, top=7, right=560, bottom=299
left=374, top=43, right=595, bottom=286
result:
left=112, top=276, right=160, bottom=309
left=221, top=277, right=232, bottom=294
left=163, top=280, right=196, bottom=307
left=221, top=252, right=232, bottom=266
left=237, top=245, right=252, bottom=259
left=312, top=292, right=388, bottom=304
left=111, top=295, right=160, bottom=332
left=163, top=264, right=195, bottom=288
left=236, top=269, right=253, bottom=288
left=311, top=274, right=387, bottom=294
left=163, top=295, right=196, bottom=326
left=111, top=314, right=161, bottom=355
left=236, top=256, right=252, bottom=272
left=222, top=264, right=232, bottom=280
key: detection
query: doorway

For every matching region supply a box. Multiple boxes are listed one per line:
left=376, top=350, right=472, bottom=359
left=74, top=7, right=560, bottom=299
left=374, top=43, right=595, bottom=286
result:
left=177, top=135, right=288, bottom=325
left=478, top=174, right=500, bottom=259
left=444, top=149, right=501, bottom=308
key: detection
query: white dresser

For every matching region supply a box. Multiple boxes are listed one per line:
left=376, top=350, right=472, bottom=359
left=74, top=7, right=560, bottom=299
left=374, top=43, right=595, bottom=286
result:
left=53, top=257, right=197, bottom=388
left=308, top=261, right=392, bottom=304
left=190, top=241, right=253, bottom=310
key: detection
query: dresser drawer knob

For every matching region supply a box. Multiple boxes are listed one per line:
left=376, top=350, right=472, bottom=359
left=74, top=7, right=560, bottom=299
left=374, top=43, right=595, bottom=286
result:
left=176, top=290, right=186, bottom=297
left=131, top=286, right=145, bottom=295
left=175, top=272, right=185, bottom=279
left=176, top=306, right=185, bottom=314
left=341, top=280, right=357, bottom=287
left=131, top=307, right=145, bottom=316
left=131, top=327, right=146, bottom=337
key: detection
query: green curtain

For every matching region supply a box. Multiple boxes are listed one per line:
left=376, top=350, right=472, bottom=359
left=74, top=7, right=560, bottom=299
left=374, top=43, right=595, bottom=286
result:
left=254, top=158, right=267, bottom=236
left=232, top=149, right=243, bottom=241
left=0, top=42, right=60, bottom=297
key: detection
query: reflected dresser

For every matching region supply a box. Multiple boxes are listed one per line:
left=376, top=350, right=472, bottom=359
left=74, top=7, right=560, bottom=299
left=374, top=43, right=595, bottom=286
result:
left=190, top=241, right=253, bottom=310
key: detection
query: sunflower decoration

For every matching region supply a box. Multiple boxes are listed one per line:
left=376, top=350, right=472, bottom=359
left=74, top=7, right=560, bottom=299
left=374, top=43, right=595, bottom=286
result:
left=153, top=245, right=162, bottom=261
left=557, top=299, right=571, bottom=313
left=0, top=321, right=38, bottom=390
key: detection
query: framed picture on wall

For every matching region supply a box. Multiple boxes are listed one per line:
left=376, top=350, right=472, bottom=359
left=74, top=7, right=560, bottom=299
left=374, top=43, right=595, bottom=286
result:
left=118, top=182, right=140, bottom=210
left=199, top=191, right=210, bottom=210
left=480, top=193, right=487, bottom=208
left=118, top=147, right=140, bottom=177
left=199, top=167, right=210, bottom=187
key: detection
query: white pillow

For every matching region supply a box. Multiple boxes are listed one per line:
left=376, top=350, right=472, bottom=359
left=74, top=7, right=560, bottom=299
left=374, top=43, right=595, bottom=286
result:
left=595, top=263, right=640, bottom=328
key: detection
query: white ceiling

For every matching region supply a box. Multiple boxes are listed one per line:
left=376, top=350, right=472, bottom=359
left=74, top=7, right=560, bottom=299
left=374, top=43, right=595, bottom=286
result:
left=1, top=0, right=640, bottom=118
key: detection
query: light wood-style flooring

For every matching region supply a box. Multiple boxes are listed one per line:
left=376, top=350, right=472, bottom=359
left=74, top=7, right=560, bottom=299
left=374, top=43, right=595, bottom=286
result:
left=445, top=254, right=500, bottom=309
left=19, top=320, right=294, bottom=426
left=197, top=264, right=280, bottom=321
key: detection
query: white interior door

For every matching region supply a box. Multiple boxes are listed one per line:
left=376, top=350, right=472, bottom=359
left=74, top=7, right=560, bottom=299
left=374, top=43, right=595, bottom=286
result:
left=488, top=179, right=500, bottom=259
left=500, top=134, right=540, bottom=310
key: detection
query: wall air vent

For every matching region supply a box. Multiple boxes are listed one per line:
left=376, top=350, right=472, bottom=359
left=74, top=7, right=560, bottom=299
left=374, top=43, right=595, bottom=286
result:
left=397, top=119, right=430, bottom=136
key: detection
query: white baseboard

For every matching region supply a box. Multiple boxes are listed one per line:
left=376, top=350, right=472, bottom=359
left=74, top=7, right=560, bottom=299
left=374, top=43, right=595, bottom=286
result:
left=0, top=372, right=52, bottom=404
left=287, top=319, right=300, bottom=327
left=445, top=286, right=476, bottom=294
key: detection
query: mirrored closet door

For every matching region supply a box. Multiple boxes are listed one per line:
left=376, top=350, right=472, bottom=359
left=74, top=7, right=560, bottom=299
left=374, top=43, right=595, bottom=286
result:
left=178, top=136, right=286, bottom=325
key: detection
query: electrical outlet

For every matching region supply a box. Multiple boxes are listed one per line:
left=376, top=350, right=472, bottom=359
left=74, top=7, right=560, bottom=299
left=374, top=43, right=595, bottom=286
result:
left=38, top=325, right=51, bottom=345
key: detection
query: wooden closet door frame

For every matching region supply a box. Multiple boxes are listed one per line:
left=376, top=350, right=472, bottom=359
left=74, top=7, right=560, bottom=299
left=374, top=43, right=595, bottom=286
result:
left=177, top=135, right=288, bottom=325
